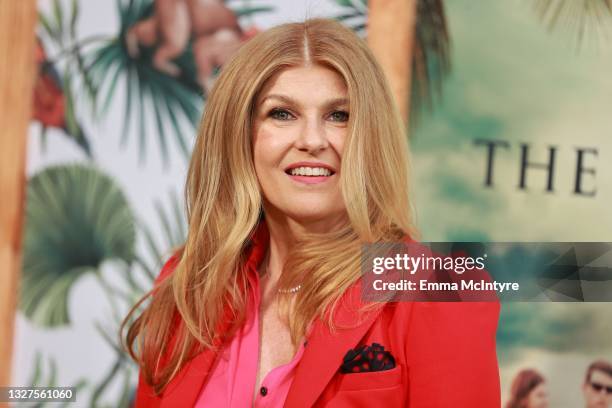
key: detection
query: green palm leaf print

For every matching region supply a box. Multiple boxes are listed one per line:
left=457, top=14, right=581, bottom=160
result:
left=20, top=164, right=136, bottom=327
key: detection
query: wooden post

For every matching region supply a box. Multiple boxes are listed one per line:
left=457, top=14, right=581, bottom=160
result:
left=367, top=0, right=418, bottom=125
left=0, top=0, right=37, bottom=392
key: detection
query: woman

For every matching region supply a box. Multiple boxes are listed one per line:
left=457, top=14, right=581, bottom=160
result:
left=505, top=369, right=549, bottom=408
left=123, top=18, right=500, bottom=407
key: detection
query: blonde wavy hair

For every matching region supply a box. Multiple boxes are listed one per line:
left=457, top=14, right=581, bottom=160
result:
left=122, top=17, right=417, bottom=395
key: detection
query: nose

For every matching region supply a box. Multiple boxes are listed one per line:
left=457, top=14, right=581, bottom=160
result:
left=294, top=117, right=329, bottom=153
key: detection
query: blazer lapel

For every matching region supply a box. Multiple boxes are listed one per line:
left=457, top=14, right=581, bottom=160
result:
left=159, top=347, right=217, bottom=408
left=285, top=278, right=386, bottom=408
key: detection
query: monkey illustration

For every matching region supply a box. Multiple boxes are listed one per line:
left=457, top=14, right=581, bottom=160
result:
left=126, top=0, right=254, bottom=92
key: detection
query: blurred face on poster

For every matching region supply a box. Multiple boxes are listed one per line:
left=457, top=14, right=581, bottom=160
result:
left=525, top=382, right=549, bottom=408
left=583, top=370, right=612, bottom=408
left=252, top=64, right=348, bottom=227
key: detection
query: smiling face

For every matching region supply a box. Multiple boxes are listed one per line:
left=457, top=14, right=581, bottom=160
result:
left=252, top=64, right=349, bottom=227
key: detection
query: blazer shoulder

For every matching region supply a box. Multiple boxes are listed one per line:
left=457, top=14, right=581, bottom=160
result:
left=382, top=299, right=500, bottom=319
left=379, top=300, right=500, bottom=352
left=403, top=301, right=501, bottom=406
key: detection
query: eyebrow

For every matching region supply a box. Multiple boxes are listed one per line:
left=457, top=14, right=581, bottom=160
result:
left=260, top=94, right=349, bottom=109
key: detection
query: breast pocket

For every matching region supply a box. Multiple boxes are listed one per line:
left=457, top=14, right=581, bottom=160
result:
left=336, top=364, right=402, bottom=391
left=320, top=365, right=405, bottom=408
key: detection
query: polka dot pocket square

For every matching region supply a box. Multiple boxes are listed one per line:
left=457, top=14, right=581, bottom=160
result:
left=340, top=342, right=396, bottom=373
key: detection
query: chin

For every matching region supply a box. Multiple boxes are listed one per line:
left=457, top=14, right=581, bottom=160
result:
left=288, top=208, right=334, bottom=221
left=282, top=204, right=343, bottom=223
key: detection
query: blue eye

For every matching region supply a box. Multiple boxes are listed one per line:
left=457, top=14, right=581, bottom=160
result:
left=329, top=111, right=349, bottom=122
left=270, top=108, right=295, bottom=120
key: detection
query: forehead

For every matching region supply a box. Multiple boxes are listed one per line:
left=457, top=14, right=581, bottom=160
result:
left=591, top=370, right=612, bottom=385
left=257, top=65, right=348, bottom=103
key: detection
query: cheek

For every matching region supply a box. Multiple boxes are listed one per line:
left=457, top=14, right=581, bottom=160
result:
left=328, top=126, right=347, bottom=157
left=252, top=124, right=288, bottom=175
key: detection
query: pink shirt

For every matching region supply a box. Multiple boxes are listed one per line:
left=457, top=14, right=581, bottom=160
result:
left=195, top=267, right=305, bottom=408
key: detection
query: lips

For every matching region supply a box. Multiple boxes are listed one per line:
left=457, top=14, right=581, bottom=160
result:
left=284, top=161, right=336, bottom=175
left=283, top=161, right=336, bottom=185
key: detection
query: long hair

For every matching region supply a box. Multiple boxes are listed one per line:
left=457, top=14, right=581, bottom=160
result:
left=122, top=18, right=417, bottom=395
left=505, top=369, right=546, bottom=408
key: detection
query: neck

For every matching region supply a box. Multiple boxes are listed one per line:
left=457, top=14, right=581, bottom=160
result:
left=258, top=204, right=347, bottom=290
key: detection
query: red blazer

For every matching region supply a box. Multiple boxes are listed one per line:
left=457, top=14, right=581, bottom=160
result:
left=135, top=222, right=501, bottom=407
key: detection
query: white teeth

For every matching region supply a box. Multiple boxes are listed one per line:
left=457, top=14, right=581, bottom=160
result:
left=289, top=167, right=332, bottom=176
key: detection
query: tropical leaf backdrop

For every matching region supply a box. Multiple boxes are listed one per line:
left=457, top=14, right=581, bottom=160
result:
left=21, top=164, right=136, bottom=327
left=533, top=0, right=612, bottom=47
left=16, top=0, right=612, bottom=407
